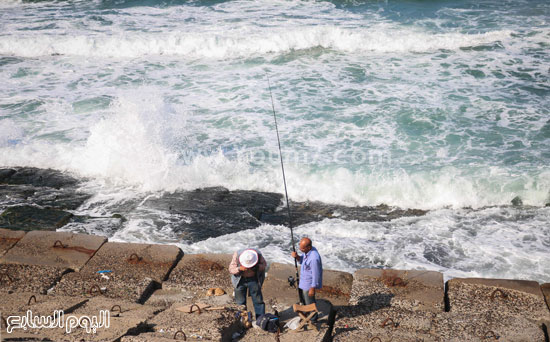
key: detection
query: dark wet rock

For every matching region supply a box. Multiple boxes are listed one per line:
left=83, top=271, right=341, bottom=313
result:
left=111, top=213, right=127, bottom=222
left=0, top=184, right=91, bottom=210
left=0, top=167, right=90, bottom=211
left=283, top=202, right=428, bottom=226
left=144, top=187, right=428, bottom=242
left=143, top=187, right=282, bottom=242
left=0, top=167, right=79, bottom=189
left=512, top=196, right=523, bottom=206
left=0, top=205, right=73, bottom=231
left=0, top=168, right=428, bottom=241
left=0, top=168, right=92, bottom=231
left=423, top=244, right=451, bottom=268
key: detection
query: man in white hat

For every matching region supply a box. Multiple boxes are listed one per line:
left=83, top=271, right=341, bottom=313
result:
left=229, top=248, right=267, bottom=318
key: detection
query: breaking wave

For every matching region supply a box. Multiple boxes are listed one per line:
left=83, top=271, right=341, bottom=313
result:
left=0, top=27, right=513, bottom=59
left=1, top=96, right=548, bottom=210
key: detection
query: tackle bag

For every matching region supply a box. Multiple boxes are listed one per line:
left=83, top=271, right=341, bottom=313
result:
left=256, top=313, right=280, bottom=333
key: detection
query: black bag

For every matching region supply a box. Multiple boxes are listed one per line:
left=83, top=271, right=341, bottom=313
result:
left=256, top=313, right=279, bottom=333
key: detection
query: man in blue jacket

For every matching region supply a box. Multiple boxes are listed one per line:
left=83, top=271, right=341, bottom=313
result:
left=291, top=237, right=323, bottom=320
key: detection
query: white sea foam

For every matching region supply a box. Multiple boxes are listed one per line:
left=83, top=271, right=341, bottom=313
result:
left=1, top=91, right=549, bottom=209
left=158, top=207, right=550, bottom=283
left=0, top=0, right=22, bottom=8
left=0, top=28, right=513, bottom=59
left=1, top=122, right=549, bottom=211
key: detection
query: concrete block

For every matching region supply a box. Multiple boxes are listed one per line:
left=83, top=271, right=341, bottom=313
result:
left=351, top=268, right=445, bottom=313
left=145, top=288, right=196, bottom=308
left=0, top=263, right=70, bottom=294
left=262, top=262, right=353, bottom=307
left=333, top=309, right=545, bottom=342
left=52, top=242, right=182, bottom=303
left=0, top=293, right=87, bottom=320
left=145, top=302, right=241, bottom=342
left=0, top=293, right=88, bottom=339
left=0, top=228, right=25, bottom=257
left=33, top=297, right=158, bottom=342
left=83, top=242, right=182, bottom=283
left=53, top=271, right=158, bottom=304
left=430, top=311, right=546, bottom=342
left=447, top=278, right=550, bottom=325
left=164, top=253, right=233, bottom=297
left=0, top=230, right=106, bottom=271
left=541, top=283, right=550, bottom=312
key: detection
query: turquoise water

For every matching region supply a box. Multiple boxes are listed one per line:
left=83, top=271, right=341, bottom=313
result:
left=0, top=0, right=549, bottom=281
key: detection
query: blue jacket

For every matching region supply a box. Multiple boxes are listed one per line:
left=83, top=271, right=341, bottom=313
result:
left=297, top=246, right=323, bottom=290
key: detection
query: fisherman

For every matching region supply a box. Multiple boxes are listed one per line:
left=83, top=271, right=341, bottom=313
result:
left=229, top=248, right=267, bottom=319
left=291, top=237, right=323, bottom=320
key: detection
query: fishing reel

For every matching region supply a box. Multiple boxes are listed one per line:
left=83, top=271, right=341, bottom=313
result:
left=287, top=276, right=296, bottom=288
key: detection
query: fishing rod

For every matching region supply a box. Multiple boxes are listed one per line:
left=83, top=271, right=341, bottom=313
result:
left=266, top=75, right=302, bottom=301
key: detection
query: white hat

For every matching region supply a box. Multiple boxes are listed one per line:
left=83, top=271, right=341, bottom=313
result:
left=239, top=249, right=259, bottom=268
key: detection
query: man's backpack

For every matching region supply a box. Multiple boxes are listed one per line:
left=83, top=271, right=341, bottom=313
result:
left=256, top=313, right=280, bottom=333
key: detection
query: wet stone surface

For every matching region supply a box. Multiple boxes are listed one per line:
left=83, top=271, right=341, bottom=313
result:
left=0, top=167, right=429, bottom=243
left=0, top=167, right=91, bottom=231
left=0, top=168, right=80, bottom=189
left=0, top=205, right=74, bottom=231
left=143, top=187, right=428, bottom=242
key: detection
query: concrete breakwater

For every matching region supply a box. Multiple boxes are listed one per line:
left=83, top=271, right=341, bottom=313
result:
left=0, top=229, right=549, bottom=341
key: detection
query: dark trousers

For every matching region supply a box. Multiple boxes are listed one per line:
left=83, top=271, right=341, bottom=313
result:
left=235, top=277, right=265, bottom=319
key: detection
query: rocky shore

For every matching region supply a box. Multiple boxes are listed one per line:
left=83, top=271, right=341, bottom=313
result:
left=0, top=228, right=549, bottom=341
left=1, top=167, right=549, bottom=341
left=0, top=167, right=428, bottom=241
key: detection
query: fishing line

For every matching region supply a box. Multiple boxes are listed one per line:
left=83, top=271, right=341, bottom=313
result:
left=266, top=74, right=301, bottom=299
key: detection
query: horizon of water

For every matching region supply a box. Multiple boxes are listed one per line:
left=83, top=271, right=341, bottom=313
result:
left=1, top=0, right=549, bottom=282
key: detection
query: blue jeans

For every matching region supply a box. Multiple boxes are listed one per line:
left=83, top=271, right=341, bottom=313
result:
left=299, top=288, right=318, bottom=321
left=235, top=277, right=265, bottom=318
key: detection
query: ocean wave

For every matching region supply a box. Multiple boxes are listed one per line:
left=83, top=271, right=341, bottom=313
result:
left=1, top=98, right=549, bottom=211
left=0, top=27, right=513, bottom=59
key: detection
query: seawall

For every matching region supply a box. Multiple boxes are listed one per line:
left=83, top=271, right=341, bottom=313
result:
left=0, top=228, right=549, bottom=341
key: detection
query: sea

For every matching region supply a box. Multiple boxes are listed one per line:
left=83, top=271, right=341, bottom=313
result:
left=0, top=0, right=549, bottom=282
